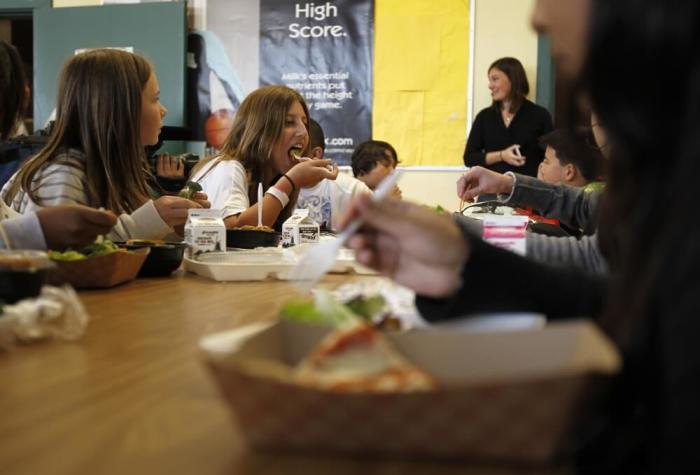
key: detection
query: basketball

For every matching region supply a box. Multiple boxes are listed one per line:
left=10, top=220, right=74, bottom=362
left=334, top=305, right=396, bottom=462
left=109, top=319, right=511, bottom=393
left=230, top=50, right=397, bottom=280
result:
left=204, top=108, right=235, bottom=149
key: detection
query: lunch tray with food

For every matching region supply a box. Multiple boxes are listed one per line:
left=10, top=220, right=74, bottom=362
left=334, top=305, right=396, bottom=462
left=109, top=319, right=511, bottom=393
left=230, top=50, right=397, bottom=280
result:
left=200, top=312, right=621, bottom=462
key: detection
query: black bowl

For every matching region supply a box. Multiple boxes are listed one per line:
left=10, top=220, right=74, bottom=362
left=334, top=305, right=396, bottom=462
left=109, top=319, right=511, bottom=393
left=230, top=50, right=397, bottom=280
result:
left=226, top=229, right=281, bottom=249
left=117, top=241, right=187, bottom=277
left=0, top=251, right=53, bottom=304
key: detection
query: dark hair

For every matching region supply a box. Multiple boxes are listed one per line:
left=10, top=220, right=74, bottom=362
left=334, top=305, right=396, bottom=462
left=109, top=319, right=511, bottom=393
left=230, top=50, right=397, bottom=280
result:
left=308, top=118, right=325, bottom=151
left=0, top=40, right=28, bottom=141
left=539, top=127, right=604, bottom=182
left=488, top=57, right=529, bottom=113
left=4, top=49, right=153, bottom=213
left=588, top=0, right=700, bottom=344
left=351, top=140, right=399, bottom=177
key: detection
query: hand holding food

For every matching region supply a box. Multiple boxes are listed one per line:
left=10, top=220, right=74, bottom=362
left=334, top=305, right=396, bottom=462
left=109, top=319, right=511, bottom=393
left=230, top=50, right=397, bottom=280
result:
left=339, top=194, right=469, bottom=298
left=286, top=158, right=339, bottom=188
left=36, top=205, right=118, bottom=251
left=154, top=195, right=203, bottom=227
left=457, top=166, right=514, bottom=202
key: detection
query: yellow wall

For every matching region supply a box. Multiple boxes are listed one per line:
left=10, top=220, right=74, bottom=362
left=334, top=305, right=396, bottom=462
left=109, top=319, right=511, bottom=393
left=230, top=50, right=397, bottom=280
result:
left=373, top=0, right=469, bottom=167
left=399, top=0, right=538, bottom=211
left=472, top=0, right=538, bottom=115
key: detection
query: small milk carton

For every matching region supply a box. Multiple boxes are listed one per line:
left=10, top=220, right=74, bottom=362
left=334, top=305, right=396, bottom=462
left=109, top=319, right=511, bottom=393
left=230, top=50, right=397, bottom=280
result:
left=282, top=209, right=320, bottom=247
left=184, top=209, right=226, bottom=254
left=482, top=215, right=529, bottom=256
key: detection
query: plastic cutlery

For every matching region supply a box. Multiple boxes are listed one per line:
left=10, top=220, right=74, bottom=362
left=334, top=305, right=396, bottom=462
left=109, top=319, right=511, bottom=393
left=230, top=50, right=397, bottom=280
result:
left=257, top=182, right=263, bottom=227
left=290, top=169, right=402, bottom=291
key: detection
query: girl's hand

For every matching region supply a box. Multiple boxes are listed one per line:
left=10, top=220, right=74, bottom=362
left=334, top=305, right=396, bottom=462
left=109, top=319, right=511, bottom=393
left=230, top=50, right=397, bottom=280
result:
left=286, top=159, right=339, bottom=189
left=153, top=195, right=203, bottom=227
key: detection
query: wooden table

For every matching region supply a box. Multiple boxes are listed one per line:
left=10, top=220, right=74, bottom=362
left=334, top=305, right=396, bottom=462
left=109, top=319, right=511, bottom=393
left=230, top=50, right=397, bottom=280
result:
left=0, top=271, right=569, bottom=475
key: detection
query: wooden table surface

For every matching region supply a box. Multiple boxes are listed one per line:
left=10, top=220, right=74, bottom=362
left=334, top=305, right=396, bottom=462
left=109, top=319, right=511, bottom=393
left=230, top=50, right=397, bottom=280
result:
left=0, top=271, right=569, bottom=475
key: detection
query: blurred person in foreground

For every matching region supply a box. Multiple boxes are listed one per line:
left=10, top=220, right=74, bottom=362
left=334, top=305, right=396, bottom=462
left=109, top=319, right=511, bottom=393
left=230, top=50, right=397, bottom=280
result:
left=340, top=0, right=700, bottom=472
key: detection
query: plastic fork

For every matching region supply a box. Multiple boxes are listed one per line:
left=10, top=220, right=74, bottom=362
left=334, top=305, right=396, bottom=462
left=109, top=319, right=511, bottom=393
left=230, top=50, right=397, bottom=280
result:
left=290, top=170, right=402, bottom=292
left=257, top=182, right=263, bottom=227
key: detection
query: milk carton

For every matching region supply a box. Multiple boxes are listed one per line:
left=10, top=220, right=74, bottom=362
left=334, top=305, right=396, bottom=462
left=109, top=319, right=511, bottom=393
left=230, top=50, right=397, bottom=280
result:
left=282, top=209, right=320, bottom=247
left=482, top=215, right=529, bottom=256
left=184, top=209, right=226, bottom=254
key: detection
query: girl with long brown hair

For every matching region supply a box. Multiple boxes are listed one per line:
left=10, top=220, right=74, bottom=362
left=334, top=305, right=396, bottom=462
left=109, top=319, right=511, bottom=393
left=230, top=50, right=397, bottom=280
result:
left=1, top=48, right=207, bottom=241
left=190, top=85, right=338, bottom=230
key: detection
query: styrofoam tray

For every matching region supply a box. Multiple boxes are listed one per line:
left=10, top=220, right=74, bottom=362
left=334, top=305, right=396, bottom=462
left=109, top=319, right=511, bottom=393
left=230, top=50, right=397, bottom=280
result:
left=184, top=245, right=375, bottom=282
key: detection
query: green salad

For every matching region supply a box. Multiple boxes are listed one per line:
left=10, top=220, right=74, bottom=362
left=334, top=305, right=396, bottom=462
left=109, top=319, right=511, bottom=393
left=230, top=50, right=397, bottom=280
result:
left=49, top=240, right=120, bottom=261
left=280, top=290, right=388, bottom=327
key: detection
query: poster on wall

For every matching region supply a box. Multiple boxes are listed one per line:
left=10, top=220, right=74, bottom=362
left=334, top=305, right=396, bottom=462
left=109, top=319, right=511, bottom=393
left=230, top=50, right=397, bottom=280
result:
left=258, top=0, right=374, bottom=165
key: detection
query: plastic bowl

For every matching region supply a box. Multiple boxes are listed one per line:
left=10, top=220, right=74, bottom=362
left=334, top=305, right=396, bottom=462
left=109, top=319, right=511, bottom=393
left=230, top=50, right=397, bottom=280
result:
left=0, top=250, right=53, bottom=304
left=226, top=229, right=281, bottom=249
left=119, top=240, right=187, bottom=277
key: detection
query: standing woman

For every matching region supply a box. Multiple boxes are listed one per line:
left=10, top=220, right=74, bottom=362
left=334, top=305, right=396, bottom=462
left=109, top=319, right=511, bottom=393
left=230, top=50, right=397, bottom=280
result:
left=1, top=49, right=207, bottom=241
left=190, top=85, right=338, bottom=230
left=464, top=57, right=553, bottom=179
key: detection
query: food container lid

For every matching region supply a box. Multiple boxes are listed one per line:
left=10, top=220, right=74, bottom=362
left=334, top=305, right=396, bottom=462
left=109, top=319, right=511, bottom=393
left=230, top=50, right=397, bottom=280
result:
left=0, top=250, right=53, bottom=271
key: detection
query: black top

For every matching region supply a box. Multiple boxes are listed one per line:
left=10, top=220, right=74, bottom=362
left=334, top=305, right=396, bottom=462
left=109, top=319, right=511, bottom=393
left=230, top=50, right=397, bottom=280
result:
left=464, top=99, right=553, bottom=177
left=416, top=221, right=700, bottom=474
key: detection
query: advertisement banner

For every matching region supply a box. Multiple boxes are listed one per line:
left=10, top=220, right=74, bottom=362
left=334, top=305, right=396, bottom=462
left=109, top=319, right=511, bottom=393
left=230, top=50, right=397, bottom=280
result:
left=259, top=0, right=374, bottom=165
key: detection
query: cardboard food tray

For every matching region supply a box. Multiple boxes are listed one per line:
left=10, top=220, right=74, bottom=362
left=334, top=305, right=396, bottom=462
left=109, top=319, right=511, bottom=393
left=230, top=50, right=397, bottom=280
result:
left=200, top=319, right=620, bottom=462
left=184, top=248, right=375, bottom=282
left=49, top=248, right=149, bottom=288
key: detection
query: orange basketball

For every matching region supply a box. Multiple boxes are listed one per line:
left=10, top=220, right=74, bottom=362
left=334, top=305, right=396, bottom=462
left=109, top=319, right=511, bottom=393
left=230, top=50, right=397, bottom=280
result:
left=204, top=108, right=235, bottom=149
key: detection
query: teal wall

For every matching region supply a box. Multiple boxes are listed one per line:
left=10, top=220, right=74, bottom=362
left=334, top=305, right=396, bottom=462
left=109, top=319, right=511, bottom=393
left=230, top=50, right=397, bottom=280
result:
left=535, top=35, right=556, bottom=119
left=33, top=2, right=186, bottom=128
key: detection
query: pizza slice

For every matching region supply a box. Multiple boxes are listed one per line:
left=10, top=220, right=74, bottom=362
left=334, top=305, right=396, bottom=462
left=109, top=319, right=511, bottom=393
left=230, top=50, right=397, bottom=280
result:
left=295, top=323, right=437, bottom=393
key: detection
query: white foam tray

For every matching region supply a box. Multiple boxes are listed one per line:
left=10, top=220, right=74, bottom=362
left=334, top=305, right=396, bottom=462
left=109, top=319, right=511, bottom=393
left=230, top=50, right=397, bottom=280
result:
left=184, top=246, right=375, bottom=282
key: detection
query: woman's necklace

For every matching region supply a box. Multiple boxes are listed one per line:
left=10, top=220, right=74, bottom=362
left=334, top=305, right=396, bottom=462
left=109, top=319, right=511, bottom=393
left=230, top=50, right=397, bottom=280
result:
left=502, top=107, right=514, bottom=126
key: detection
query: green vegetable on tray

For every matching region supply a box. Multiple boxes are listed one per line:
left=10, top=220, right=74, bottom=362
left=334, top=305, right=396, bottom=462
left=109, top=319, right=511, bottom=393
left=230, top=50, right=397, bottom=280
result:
left=179, top=181, right=203, bottom=200
left=280, top=290, right=387, bottom=326
left=49, top=240, right=120, bottom=261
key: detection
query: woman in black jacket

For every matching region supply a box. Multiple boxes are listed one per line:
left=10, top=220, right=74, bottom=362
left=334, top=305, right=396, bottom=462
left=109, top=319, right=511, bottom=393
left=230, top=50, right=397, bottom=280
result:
left=463, top=57, right=553, bottom=179
left=341, top=0, right=700, bottom=472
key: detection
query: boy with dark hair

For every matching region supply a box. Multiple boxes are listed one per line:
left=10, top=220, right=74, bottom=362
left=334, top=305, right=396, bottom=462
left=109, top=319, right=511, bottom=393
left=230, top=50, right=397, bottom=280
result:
left=351, top=140, right=402, bottom=198
left=297, top=119, right=371, bottom=230
left=537, top=128, right=604, bottom=189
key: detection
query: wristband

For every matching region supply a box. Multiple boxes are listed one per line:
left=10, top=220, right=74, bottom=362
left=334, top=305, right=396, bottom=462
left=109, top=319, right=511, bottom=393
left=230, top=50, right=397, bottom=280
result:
left=282, top=174, right=297, bottom=193
left=265, top=187, right=290, bottom=208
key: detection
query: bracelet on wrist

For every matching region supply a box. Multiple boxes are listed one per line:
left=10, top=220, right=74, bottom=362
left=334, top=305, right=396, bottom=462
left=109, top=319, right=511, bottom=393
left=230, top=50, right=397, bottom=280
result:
left=282, top=174, right=297, bottom=193
left=499, top=150, right=504, bottom=161
left=265, top=187, right=290, bottom=208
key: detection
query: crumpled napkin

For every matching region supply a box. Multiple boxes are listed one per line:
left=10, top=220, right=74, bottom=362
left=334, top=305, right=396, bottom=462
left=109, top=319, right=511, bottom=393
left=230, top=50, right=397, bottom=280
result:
left=0, top=285, right=90, bottom=349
